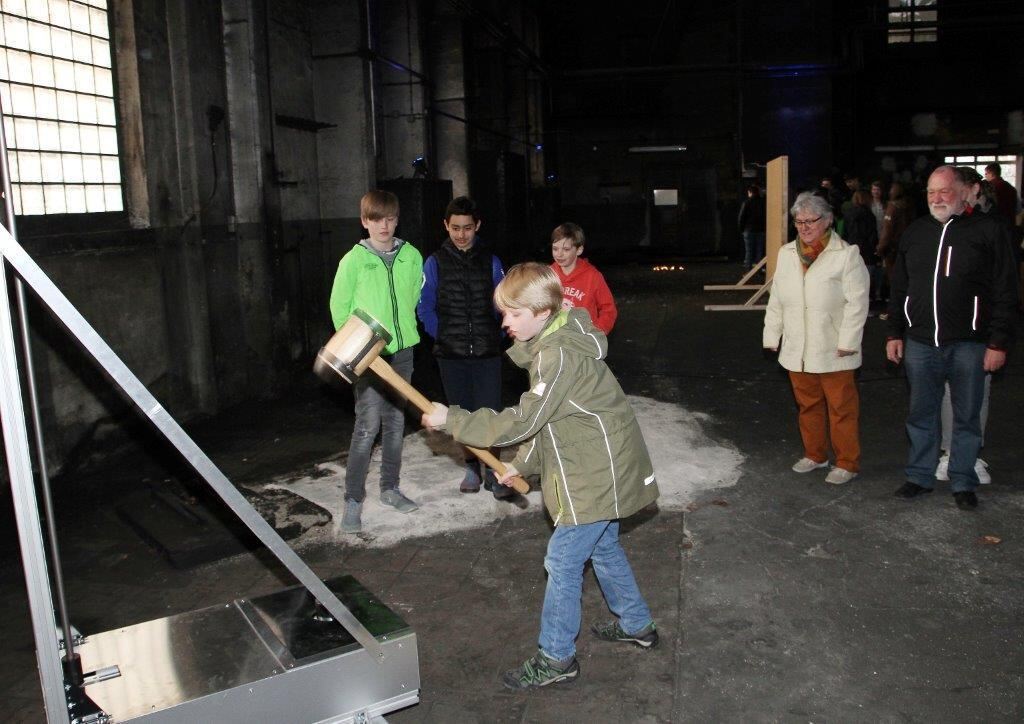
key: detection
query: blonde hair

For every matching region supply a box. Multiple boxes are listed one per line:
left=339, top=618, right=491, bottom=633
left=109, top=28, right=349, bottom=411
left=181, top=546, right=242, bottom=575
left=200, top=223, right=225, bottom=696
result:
left=360, top=190, right=399, bottom=220
left=494, top=262, right=562, bottom=315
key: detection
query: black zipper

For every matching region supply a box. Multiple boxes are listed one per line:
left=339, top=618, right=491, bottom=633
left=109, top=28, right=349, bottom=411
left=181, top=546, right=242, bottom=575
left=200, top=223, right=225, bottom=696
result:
left=386, top=254, right=404, bottom=349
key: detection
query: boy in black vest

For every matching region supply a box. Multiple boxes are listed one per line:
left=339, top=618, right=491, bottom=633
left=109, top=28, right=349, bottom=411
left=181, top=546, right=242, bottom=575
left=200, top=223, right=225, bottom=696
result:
left=417, top=196, right=514, bottom=499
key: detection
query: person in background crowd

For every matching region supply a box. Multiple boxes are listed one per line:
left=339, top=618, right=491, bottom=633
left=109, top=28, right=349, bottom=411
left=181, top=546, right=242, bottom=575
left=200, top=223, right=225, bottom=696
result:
left=816, top=176, right=846, bottom=229
left=844, top=189, right=882, bottom=311
left=870, top=180, right=886, bottom=238
left=738, top=184, right=767, bottom=271
left=984, top=162, right=1020, bottom=225
left=875, top=181, right=915, bottom=319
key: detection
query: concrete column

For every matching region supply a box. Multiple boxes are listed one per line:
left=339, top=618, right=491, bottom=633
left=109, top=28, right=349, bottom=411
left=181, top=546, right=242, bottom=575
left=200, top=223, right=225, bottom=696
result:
left=377, top=0, right=428, bottom=181
left=312, top=0, right=375, bottom=219
left=219, top=0, right=277, bottom=396
left=428, top=4, right=469, bottom=196
left=162, top=0, right=217, bottom=412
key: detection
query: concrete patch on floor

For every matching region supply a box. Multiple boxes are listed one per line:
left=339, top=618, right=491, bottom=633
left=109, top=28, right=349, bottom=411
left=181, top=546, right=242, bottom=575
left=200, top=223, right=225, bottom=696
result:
left=263, top=395, right=745, bottom=547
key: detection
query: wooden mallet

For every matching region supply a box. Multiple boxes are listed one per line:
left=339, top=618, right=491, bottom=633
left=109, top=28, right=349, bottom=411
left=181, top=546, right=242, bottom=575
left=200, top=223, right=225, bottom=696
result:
left=314, top=309, right=529, bottom=494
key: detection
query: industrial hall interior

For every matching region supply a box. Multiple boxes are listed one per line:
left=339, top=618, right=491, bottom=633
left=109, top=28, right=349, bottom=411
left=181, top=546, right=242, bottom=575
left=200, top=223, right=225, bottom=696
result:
left=2, top=0, right=1024, bottom=721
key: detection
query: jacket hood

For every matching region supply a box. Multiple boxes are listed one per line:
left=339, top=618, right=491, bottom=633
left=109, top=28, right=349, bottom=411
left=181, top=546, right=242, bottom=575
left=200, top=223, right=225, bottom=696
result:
left=553, top=257, right=595, bottom=283
left=359, top=236, right=406, bottom=254
left=507, top=308, right=607, bottom=368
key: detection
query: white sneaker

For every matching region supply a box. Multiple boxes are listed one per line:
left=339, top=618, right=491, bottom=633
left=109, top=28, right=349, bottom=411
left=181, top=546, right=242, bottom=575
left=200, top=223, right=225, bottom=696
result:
left=792, top=457, right=829, bottom=474
left=825, top=467, right=858, bottom=485
left=936, top=454, right=991, bottom=484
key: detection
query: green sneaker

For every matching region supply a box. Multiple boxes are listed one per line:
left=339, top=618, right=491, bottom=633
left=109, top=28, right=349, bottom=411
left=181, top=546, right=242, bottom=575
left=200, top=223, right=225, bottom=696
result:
left=591, top=620, right=659, bottom=649
left=501, top=651, right=579, bottom=690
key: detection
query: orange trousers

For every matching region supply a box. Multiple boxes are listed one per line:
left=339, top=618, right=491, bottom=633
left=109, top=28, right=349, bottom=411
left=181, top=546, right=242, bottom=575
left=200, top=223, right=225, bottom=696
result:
left=788, top=369, right=860, bottom=472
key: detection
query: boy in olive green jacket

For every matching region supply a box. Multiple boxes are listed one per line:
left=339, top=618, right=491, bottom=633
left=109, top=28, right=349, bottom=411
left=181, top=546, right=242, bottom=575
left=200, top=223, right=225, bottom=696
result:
left=422, top=262, right=659, bottom=689
left=330, top=190, right=422, bottom=534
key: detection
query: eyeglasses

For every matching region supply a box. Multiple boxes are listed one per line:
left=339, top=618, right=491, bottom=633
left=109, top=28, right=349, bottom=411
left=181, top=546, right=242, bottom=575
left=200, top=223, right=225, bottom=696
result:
left=793, top=216, right=823, bottom=228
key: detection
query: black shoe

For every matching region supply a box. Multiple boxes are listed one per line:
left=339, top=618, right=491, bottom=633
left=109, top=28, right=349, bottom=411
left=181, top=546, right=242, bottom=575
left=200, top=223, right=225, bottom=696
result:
left=492, top=484, right=516, bottom=500
left=894, top=481, right=933, bottom=499
left=953, top=491, right=978, bottom=510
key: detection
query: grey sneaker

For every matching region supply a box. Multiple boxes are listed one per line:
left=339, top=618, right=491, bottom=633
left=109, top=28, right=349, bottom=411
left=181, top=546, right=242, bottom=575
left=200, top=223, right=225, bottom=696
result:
left=380, top=488, right=418, bottom=513
left=340, top=499, right=362, bottom=534
left=591, top=620, right=659, bottom=649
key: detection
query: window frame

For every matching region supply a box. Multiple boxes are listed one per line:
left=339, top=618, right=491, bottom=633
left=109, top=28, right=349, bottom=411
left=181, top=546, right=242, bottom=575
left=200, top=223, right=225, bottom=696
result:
left=942, top=153, right=1021, bottom=191
left=1, top=0, right=130, bottom=226
left=886, top=0, right=938, bottom=45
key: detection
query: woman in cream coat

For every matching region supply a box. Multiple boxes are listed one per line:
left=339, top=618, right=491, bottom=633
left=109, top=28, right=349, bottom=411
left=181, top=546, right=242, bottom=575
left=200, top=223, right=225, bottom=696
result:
left=763, top=191, right=870, bottom=484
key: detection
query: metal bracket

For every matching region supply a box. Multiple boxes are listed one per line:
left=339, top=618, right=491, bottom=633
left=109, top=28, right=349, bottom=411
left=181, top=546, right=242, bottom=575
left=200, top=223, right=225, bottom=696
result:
left=0, top=225, right=385, bottom=665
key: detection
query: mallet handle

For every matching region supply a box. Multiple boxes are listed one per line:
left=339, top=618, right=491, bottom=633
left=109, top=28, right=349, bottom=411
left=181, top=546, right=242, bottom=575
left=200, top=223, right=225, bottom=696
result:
left=368, top=356, right=530, bottom=495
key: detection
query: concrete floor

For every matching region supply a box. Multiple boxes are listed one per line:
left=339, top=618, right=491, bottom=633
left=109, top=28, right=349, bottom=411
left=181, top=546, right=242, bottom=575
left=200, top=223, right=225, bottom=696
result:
left=2, top=261, right=1023, bottom=722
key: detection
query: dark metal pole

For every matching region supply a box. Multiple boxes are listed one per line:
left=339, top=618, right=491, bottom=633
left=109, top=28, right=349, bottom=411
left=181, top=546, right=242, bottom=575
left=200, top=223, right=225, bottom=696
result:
left=0, top=104, right=80, bottom=687
left=0, top=99, right=72, bottom=722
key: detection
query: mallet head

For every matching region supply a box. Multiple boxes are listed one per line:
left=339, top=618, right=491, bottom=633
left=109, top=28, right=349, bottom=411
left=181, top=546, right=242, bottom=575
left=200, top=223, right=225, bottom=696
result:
left=314, top=308, right=393, bottom=385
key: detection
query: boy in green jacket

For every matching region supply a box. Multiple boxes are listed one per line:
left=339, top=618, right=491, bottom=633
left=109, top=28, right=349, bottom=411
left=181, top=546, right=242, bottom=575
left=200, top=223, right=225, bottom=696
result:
left=422, top=262, right=660, bottom=689
left=330, top=190, right=422, bottom=534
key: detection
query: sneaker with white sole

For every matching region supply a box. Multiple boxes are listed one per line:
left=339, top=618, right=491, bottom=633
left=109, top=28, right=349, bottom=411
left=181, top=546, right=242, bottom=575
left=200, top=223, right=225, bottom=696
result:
left=936, top=454, right=991, bottom=484
left=792, top=457, right=829, bottom=474
left=975, top=458, right=991, bottom=485
left=824, top=467, right=858, bottom=485
left=501, top=651, right=579, bottom=690
left=591, top=620, right=659, bottom=649
left=380, top=488, right=419, bottom=513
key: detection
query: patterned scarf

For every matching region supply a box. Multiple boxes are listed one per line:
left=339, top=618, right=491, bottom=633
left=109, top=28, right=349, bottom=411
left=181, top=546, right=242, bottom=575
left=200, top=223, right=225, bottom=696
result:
left=797, top=233, right=829, bottom=268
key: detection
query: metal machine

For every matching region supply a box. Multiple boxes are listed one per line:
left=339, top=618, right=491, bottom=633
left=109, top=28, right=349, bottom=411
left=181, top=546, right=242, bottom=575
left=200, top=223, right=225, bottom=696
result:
left=0, top=130, right=419, bottom=721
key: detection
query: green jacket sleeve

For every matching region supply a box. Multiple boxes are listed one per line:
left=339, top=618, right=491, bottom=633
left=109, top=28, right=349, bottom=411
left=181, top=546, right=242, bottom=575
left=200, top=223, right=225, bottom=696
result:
left=329, top=252, right=357, bottom=330
left=444, top=345, right=578, bottom=477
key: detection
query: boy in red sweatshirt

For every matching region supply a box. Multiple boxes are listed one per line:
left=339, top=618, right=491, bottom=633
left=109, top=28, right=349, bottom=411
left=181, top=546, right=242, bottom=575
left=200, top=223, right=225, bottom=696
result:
left=550, top=222, right=618, bottom=334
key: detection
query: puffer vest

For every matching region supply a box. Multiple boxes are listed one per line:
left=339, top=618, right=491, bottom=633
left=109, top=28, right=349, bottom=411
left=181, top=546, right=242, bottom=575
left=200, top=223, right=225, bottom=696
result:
left=434, top=240, right=503, bottom=358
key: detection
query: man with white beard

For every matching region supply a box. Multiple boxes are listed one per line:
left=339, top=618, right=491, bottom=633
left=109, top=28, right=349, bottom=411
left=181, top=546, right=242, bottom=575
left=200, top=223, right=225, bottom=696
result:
left=884, top=165, right=1018, bottom=510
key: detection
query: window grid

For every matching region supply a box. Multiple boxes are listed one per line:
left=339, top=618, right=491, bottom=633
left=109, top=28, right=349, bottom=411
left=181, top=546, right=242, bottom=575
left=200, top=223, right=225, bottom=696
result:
left=887, top=0, right=937, bottom=45
left=0, top=0, right=123, bottom=215
left=942, top=154, right=1019, bottom=191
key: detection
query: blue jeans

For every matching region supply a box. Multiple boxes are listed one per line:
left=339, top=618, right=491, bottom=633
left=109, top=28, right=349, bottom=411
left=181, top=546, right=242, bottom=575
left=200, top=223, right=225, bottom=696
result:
left=539, top=520, right=653, bottom=661
left=742, top=231, right=765, bottom=268
left=940, top=375, right=990, bottom=452
left=344, top=347, right=413, bottom=503
left=903, top=338, right=986, bottom=492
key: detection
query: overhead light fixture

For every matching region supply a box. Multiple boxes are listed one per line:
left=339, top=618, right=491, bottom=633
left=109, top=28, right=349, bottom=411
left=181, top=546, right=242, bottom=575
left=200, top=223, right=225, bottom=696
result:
left=628, top=145, right=687, bottom=153
left=875, top=143, right=1000, bottom=152
left=936, top=143, right=998, bottom=150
